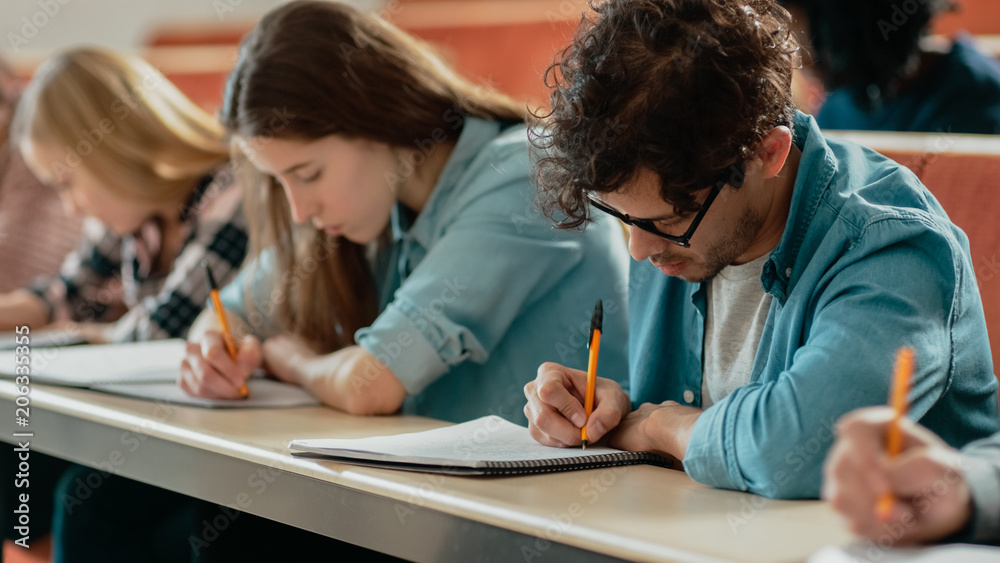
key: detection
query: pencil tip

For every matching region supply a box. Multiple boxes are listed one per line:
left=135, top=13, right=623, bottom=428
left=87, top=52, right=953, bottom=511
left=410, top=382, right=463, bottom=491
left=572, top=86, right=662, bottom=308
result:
left=591, top=300, right=603, bottom=333
left=203, top=260, right=218, bottom=290
left=581, top=440, right=588, bottom=450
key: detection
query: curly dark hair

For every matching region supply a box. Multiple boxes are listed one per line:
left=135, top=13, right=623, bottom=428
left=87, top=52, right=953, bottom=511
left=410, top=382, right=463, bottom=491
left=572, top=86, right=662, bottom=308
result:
left=532, top=0, right=798, bottom=229
left=780, top=0, right=955, bottom=109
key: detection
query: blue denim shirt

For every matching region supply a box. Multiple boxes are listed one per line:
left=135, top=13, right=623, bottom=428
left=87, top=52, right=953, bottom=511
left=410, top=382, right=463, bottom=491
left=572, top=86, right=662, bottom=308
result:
left=628, top=112, right=1000, bottom=498
left=222, top=118, right=631, bottom=424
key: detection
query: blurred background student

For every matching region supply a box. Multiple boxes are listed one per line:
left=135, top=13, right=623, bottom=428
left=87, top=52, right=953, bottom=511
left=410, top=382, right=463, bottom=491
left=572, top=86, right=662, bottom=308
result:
left=0, top=47, right=249, bottom=562
left=0, top=55, right=81, bottom=293
left=780, top=0, right=1000, bottom=133
left=0, top=48, right=248, bottom=343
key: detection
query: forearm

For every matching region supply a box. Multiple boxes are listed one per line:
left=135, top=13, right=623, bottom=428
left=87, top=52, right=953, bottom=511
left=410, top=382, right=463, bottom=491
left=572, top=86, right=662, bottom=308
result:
left=0, top=290, right=50, bottom=331
left=293, top=345, right=407, bottom=415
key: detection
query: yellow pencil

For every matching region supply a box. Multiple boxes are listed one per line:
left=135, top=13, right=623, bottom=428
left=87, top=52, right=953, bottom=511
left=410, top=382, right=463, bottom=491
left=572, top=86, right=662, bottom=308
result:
left=877, top=346, right=914, bottom=521
left=581, top=300, right=603, bottom=449
left=204, top=261, right=248, bottom=398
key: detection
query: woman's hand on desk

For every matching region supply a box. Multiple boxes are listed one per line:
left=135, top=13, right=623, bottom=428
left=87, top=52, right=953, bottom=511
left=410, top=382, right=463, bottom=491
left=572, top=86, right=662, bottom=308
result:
left=523, top=362, right=631, bottom=448
left=0, top=289, right=50, bottom=331
left=179, top=331, right=263, bottom=399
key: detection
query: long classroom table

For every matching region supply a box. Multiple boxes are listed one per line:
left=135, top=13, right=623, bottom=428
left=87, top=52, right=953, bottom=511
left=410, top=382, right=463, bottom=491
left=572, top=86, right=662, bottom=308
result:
left=0, top=381, right=854, bottom=562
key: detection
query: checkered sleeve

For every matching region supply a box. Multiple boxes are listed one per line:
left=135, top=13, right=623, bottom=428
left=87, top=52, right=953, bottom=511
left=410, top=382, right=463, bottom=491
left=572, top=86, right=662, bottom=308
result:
left=109, top=169, right=249, bottom=342
left=25, top=218, right=123, bottom=323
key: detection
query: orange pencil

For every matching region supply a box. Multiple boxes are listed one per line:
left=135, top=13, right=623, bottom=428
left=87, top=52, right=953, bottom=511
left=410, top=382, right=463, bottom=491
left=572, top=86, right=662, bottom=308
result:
left=581, top=300, right=603, bottom=449
left=877, top=346, right=914, bottom=521
left=204, top=261, right=248, bottom=398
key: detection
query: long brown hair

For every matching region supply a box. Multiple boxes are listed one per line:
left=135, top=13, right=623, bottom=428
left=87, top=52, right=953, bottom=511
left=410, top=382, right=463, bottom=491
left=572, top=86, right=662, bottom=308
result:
left=223, top=0, right=527, bottom=352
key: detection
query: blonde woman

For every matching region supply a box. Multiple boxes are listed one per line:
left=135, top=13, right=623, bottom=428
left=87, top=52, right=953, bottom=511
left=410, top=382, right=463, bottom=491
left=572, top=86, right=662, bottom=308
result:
left=2, top=47, right=248, bottom=342
left=0, top=47, right=249, bottom=560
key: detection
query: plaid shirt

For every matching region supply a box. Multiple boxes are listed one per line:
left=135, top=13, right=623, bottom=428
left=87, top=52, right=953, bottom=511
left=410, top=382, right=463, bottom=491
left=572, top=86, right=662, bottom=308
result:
left=28, top=164, right=248, bottom=341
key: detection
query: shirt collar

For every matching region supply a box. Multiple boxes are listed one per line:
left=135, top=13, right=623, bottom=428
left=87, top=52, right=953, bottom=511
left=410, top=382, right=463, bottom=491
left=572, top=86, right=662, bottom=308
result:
left=763, top=111, right=838, bottom=298
left=389, top=116, right=503, bottom=244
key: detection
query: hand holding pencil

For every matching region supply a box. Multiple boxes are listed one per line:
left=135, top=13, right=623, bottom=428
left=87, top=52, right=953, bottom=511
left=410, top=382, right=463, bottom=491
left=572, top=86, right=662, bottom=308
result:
left=822, top=348, right=974, bottom=544
left=524, top=299, right=631, bottom=449
left=204, top=262, right=248, bottom=398
left=178, top=263, right=262, bottom=400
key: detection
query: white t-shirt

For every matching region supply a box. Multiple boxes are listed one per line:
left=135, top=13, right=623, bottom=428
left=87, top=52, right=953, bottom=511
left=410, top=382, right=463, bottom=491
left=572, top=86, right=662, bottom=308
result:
left=701, top=252, right=773, bottom=408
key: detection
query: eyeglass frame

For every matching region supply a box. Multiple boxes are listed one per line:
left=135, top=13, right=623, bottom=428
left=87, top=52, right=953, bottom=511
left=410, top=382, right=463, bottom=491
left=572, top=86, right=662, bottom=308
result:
left=587, top=163, right=746, bottom=248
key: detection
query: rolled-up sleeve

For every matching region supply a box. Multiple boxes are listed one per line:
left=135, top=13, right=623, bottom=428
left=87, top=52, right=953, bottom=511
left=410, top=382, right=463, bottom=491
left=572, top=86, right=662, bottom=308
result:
left=685, top=220, right=961, bottom=498
left=356, top=184, right=584, bottom=396
left=960, top=435, right=1000, bottom=545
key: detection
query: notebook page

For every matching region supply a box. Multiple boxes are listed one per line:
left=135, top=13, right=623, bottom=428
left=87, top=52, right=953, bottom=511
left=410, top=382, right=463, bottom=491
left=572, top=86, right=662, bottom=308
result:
left=0, top=340, right=187, bottom=386
left=94, top=379, right=321, bottom=409
left=290, top=415, right=624, bottom=467
left=0, top=329, right=86, bottom=350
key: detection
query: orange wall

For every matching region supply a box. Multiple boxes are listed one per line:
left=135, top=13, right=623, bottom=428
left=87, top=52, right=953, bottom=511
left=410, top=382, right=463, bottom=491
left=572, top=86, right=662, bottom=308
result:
left=407, top=20, right=577, bottom=109
left=141, top=0, right=1000, bottom=114
left=935, top=0, right=1000, bottom=35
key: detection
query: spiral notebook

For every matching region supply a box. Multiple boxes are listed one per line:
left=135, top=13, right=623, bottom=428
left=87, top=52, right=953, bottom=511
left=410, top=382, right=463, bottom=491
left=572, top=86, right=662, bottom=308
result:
left=0, top=339, right=320, bottom=409
left=289, top=415, right=676, bottom=475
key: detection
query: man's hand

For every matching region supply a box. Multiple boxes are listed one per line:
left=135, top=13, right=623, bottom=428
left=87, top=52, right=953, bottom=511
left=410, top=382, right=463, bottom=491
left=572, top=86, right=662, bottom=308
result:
left=823, top=407, right=973, bottom=545
left=523, top=362, right=631, bottom=447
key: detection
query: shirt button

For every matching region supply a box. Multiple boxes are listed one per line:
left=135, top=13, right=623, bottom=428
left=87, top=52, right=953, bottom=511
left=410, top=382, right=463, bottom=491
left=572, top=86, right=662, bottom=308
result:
left=683, top=389, right=695, bottom=404
left=785, top=267, right=792, bottom=277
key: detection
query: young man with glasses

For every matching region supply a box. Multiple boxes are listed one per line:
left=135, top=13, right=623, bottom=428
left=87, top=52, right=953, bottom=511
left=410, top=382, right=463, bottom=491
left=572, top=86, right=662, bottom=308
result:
left=523, top=0, right=999, bottom=499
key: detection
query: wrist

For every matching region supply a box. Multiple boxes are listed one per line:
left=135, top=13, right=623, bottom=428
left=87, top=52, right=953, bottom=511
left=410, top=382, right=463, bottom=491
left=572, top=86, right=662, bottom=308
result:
left=638, top=410, right=675, bottom=457
left=650, top=408, right=701, bottom=459
left=290, top=354, right=320, bottom=387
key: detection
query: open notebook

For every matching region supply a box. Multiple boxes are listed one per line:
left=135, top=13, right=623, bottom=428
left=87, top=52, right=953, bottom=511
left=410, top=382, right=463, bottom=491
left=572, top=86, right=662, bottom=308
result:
left=289, top=415, right=676, bottom=475
left=0, top=339, right=320, bottom=409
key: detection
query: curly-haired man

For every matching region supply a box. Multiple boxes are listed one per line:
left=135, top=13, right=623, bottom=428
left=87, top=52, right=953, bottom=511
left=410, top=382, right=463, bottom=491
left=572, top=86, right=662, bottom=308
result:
left=523, top=0, right=999, bottom=499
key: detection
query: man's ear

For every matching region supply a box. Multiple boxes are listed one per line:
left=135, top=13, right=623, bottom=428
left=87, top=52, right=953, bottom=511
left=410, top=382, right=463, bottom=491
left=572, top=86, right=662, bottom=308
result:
left=756, top=126, right=793, bottom=180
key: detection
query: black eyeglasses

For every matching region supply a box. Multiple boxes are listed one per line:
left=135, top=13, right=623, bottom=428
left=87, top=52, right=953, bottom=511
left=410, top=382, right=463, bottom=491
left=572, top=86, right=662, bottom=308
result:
left=588, top=163, right=746, bottom=248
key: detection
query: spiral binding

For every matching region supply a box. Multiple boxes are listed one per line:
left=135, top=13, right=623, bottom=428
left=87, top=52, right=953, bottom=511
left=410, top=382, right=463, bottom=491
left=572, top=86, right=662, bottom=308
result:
left=478, top=452, right=674, bottom=476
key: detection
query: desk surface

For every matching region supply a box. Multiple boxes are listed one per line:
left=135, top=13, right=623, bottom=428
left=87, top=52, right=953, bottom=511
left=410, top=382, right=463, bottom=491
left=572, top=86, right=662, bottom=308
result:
left=0, top=381, right=853, bottom=562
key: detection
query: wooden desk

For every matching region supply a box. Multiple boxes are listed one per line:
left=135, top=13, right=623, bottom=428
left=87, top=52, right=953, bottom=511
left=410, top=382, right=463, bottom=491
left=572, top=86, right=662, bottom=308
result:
left=0, top=382, right=853, bottom=562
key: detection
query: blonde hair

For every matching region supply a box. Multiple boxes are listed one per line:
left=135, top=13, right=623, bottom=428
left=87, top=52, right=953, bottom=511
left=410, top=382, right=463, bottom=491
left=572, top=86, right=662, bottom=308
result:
left=12, top=47, right=228, bottom=205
